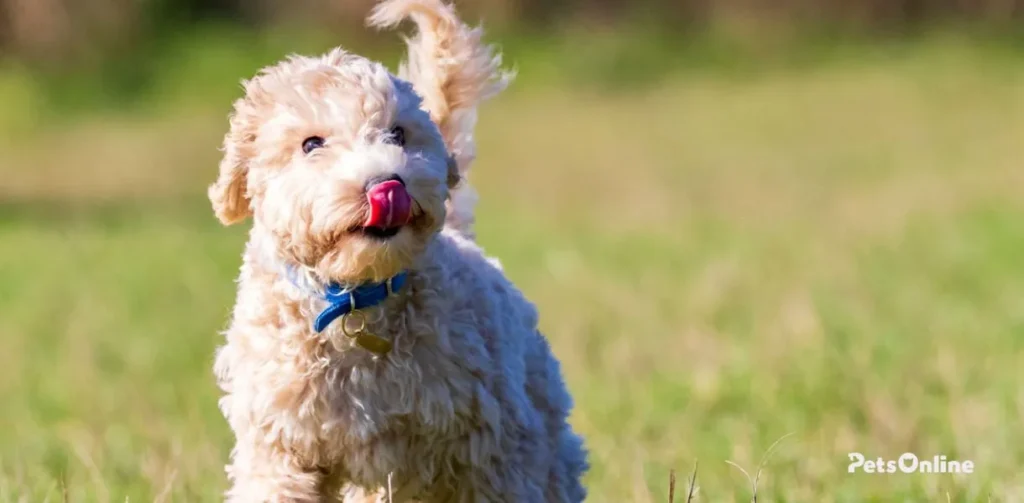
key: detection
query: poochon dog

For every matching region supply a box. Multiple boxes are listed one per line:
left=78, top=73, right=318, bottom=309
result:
left=207, top=0, right=588, bottom=501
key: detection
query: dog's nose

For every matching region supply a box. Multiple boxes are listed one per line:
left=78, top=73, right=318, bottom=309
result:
left=365, top=174, right=405, bottom=190
left=364, top=175, right=412, bottom=229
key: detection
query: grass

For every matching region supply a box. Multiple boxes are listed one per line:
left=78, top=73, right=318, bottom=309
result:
left=2, top=37, right=1024, bottom=501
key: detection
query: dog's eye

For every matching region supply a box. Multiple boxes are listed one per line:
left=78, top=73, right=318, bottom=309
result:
left=384, top=126, right=405, bottom=147
left=302, top=136, right=325, bottom=154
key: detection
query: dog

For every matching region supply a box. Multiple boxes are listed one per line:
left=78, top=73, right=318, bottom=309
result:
left=207, top=1, right=588, bottom=501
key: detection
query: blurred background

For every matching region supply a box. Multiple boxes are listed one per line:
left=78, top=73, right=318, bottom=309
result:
left=1, top=0, right=1023, bottom=501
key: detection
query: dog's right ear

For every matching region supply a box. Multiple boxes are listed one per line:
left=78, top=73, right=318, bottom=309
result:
left=208, top=97, right=257, bottom=225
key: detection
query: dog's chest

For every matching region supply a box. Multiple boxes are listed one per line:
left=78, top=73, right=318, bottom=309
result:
left=318, top=343, right=492, bottom=488
left=318, top=334, right=486, bottom=442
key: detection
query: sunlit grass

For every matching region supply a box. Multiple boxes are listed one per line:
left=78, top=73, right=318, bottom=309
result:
left=1, top=41, right=1023, bottom=501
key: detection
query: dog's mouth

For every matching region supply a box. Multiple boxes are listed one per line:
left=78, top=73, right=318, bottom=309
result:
left=355, top=178, right=413, bottom=240
left=358, top=225, right=403, bottom=239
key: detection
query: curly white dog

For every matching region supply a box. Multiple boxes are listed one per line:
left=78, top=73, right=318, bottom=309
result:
left=207, top=0, right=588, bottom=501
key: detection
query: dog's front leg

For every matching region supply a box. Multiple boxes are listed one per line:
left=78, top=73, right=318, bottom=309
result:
left=224, top=442, right=341, bottom=503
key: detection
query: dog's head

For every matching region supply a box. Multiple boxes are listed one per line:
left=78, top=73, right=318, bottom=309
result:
left=208, top=49, right=459, bottom=284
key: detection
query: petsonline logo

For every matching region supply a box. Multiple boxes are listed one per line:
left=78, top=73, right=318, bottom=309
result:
left=848, top=453, right=975, bottom=474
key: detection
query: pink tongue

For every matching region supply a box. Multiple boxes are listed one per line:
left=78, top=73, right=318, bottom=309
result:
left=364, top=180, right=412, bottom=229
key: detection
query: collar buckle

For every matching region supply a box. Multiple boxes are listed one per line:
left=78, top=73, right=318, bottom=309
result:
left=287, top=268, right=408, bottom=354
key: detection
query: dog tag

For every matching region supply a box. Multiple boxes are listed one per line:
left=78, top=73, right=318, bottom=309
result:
left=355, top=333, right=393, bottom=355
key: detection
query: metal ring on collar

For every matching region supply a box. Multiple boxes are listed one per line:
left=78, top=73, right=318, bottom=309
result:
left=341, top=310, right=367, bottom=338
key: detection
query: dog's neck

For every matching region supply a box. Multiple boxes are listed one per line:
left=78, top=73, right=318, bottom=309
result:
left=244, top=229, right=417, bottom=356
left=282, top=261, right=408, bottom=334
left=245, top=228, right=406, bottom=294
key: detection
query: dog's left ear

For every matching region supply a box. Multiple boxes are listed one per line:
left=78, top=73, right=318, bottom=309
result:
left=370, top=0, right=511, bottom=185
left=208, top=97, right=257, bottom=225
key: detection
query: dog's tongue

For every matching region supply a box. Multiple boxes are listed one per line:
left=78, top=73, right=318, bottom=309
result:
left=364, top=180, right=412, bottom=229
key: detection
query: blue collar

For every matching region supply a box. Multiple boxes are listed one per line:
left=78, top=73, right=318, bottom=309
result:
left=286, top=266, right=408, bottom=333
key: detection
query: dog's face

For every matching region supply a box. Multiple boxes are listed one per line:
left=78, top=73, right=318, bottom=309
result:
left=209, top=49, right=458, bottom=284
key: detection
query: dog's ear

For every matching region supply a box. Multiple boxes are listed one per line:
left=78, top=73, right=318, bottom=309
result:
left=368, top=0, right=512, bottom=177
left=208, top=97, right=257, bottom=225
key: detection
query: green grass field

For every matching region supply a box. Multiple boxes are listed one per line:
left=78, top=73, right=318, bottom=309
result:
left=1, top=39, right=1023, bottom=502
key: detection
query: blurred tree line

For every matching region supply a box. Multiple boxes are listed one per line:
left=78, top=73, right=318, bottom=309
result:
left=2, top=0, right=1022, bottom=68
left=0, top=0, right=1020, bottom=116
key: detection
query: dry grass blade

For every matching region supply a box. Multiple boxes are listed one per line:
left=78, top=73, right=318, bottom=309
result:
left=726, top=432, right=795, bottom=503
left=668, top=462, right=699, bottom=503
left=387, top=472, right=394, bottom=503
left=751, top=432, right=795, bottom=493
left=687, top=461, right=699, bottom=503
left=725, top=459, right=754, bottom=501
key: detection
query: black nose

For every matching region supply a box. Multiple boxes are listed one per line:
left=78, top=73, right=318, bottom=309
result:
left=365, top=174, right=404, bottom=190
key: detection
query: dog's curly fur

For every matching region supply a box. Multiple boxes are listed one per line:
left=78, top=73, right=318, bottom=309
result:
left=207, top=1, right=588, bottom=501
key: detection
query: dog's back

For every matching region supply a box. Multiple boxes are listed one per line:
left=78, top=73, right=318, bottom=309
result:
left=371, top=4, right=589, bottom=497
